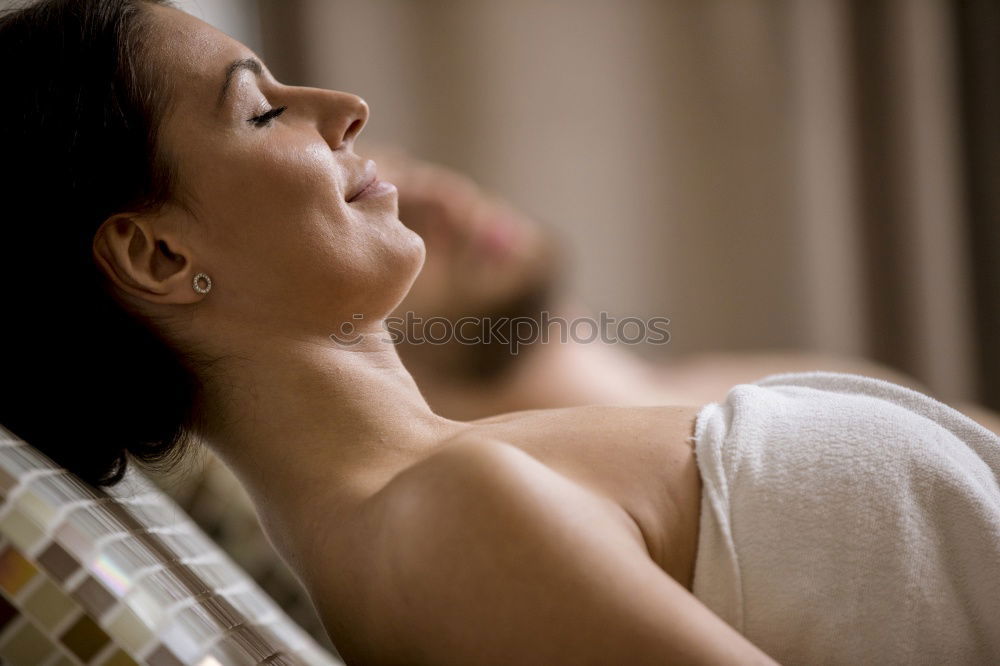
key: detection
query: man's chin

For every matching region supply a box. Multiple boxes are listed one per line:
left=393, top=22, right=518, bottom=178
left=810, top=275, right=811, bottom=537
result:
left=451, top=268, right=561, bottom=382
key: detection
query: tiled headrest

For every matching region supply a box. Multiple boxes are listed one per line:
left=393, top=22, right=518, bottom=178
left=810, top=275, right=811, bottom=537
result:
left=0, top=424, right=342, bottom=665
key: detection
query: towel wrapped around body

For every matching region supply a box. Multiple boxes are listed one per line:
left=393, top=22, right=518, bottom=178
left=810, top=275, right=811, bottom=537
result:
left=691, top=372, right=1000, bottom=665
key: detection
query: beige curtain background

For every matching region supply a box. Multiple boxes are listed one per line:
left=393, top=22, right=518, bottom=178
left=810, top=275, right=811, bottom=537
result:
left=954, top=0, right=1000, bottom=411
left=250, top=0, right=996, bottom=409
left=0, top=0, right=987, bottom=399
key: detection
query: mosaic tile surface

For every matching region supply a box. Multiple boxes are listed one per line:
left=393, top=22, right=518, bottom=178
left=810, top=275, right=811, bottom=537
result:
left=0, top=424, right=343, bottom=665
left=154, top=455, right=336, bottom=654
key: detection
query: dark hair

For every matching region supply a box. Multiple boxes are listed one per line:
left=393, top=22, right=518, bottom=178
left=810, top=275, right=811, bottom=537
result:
left=0, top=0, right=200, bottom=487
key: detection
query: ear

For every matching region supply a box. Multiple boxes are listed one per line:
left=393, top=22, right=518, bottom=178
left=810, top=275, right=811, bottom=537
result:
left=92, top=213, right=205, bottom=305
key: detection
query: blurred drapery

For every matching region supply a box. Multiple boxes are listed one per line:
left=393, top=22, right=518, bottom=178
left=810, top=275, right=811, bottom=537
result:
left=249, top=0, right=995, bottom=408
left=955, top=0, right=1000, bottom=410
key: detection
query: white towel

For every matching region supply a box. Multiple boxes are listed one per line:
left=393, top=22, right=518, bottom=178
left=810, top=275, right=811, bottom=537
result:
left=690, top=371, right=1000, bottom=665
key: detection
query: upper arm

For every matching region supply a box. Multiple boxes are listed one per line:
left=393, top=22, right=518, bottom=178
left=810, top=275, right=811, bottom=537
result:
left=367, top=438, right=777, bottom=666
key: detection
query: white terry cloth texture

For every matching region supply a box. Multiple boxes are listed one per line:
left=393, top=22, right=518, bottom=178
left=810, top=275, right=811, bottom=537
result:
left=690, top=371, right=1000, bottom=665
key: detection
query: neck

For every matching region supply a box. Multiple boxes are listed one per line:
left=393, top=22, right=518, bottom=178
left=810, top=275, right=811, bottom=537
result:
left=193, top=323, right=462, bottom=554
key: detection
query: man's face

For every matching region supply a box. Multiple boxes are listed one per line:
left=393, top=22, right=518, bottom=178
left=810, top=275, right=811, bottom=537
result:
left=376, top=150, right=560, bottom=322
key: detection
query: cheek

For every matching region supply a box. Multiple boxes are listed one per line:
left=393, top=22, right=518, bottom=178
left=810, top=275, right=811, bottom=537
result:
left=187, top=135, right=424, bottom=312
left=230, top=141, right=348, bottom=227
left=202, top=141, right=352, bottom=251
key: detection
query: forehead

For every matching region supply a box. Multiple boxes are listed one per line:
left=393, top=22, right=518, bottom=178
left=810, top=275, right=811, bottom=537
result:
left=144, top=5, right=249, bottom=99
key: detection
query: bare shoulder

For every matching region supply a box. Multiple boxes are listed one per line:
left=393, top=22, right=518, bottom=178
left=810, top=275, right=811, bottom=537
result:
left=373, top=435, right=642, bottom=560
left=394, top=432, right=564, bottom=489
left=339, top=434, right=776, bottom=666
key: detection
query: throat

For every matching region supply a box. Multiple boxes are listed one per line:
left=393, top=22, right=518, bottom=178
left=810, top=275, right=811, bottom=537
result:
left=194, top=332, right=465, bottom=561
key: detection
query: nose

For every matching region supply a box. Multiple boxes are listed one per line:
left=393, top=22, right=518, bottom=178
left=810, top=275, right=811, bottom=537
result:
left=313, top=89, right=369, bottom=151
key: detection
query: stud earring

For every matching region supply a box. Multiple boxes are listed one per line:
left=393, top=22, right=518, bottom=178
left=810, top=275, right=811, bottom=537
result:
left=192, top=272, right=212, bottom=295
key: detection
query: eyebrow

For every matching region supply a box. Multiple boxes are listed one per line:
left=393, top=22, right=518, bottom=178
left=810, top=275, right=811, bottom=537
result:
left=217, top=57, right=262, bottom=109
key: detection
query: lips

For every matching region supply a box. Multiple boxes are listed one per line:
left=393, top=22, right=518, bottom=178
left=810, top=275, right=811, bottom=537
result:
left=347, top=160, right=378, bottom=203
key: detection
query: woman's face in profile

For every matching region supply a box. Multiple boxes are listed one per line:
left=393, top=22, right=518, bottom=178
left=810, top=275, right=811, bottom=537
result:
left=145, top=4, right=425, bottom=332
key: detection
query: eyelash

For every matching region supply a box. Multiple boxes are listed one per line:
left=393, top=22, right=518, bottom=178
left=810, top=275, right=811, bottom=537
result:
left=248, top=105, right=288, bottom=127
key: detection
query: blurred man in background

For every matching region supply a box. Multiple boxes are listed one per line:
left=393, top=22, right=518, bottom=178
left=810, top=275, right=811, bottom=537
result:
left=377, top=148, right=999, bottom=427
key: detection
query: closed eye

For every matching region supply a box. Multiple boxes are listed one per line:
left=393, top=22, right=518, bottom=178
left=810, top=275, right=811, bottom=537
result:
left=248, top=106, right=288, bottom=127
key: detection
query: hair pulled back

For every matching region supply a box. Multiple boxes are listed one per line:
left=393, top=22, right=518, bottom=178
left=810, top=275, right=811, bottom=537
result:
left=0, top=0, right=200, bottom=487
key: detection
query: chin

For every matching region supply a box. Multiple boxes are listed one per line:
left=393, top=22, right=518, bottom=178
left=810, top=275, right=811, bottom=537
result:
left=389, top=230, right=427, bottom=305
left=405, top=223, right=427, bottom=254
left=399, top=225, right=426, bottom=271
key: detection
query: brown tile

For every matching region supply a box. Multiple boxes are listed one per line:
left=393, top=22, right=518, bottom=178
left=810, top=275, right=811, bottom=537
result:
left=0, top=544, right=38, bottom=596
left=37, top=541, right=80, bottom=582
left=71, top=576, right=116, bottom=618
left=59, top=613, right=111, bottom=663
left=0, top=591, right=18, bottom=633
left=146, top=643, right=184, bottom=666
